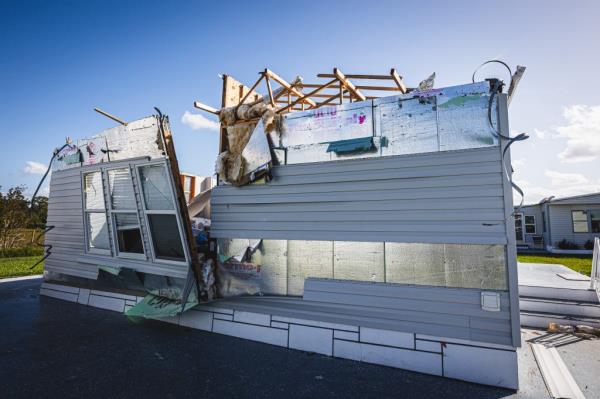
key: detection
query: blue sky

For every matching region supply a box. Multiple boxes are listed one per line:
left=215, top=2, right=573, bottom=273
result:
left=2, top=0, right=599, bottom=203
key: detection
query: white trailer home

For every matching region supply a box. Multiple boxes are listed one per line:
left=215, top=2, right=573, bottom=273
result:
left=41, top=68, right=524, bottom=390
left=515, top=192, right=600, bottom=252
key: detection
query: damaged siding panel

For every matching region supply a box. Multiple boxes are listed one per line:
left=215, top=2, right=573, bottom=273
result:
left=211, top=147, right=506, bottom=245
left=44, top=169, right=92, bottom=279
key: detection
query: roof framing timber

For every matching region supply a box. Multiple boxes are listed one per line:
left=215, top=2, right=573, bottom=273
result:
left=192, top=66, right=411, bottom=125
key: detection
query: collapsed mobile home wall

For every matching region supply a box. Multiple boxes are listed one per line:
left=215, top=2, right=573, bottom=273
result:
left=44, top=116, right=210, bottom=305
left=211, top=81, right=521, bottom=348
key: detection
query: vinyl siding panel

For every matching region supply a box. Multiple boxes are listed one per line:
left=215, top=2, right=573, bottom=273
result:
left=548, top=204, right=600, bottom=246
left=216, top=278, right=513, bottom=346
left=44, top=169, right=92, bottom=279
left=211, top=147, right=507, bottom=245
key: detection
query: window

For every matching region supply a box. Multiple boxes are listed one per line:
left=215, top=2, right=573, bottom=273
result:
left=108, top=168, right=144, bottom=257
left=83, top=171, right=110, bottom=254
left=514, top=213, right=523, bottom=241
left=591, top=210, right=600, bottom=233
left=138, top=164, right=186, bottom=262
left=524, top=215, right=536, bottom=234
left=572, top=210, right=589, bottom=233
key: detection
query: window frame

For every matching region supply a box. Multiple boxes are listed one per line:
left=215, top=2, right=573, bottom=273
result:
left=106, top=166, right=147, bottom=260
left=589, top=209, right=600, bottom=234
left=135, top=161, right=190, bottom=266
left=514, top=212, right=524, bottom=241
left=572, top=210, right=589, bottom=233
left=524, top=215, right=536, bottom=235
left=82, top=170, right=112, bottom=256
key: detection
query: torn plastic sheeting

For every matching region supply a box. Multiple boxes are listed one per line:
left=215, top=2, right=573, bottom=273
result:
left=217, top=258, right=262, bottom=297
left=125, top=294, right=198, bottom=318
left=216, top=239, right=263, bottom=297
left=326, top=136, right=375, bottom=155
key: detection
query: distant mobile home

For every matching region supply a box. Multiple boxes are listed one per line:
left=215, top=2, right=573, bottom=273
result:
left=515, top=192, right=600, bottom=252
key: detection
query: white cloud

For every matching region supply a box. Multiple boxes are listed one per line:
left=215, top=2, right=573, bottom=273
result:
left=544, top=170, right=588, bottom=186
left=554, top=105, right=600, bottom=163
left=23, top=161, right=47, bottom=175
left=512, top=158, right=526, bottom=168
left=533, top=128, right=548, bottom=139
left=181, top=111, right=220, bottom=131
left=516, top=170, right=600, bottom=204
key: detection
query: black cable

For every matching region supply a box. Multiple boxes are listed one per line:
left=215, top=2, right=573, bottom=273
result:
left=28, top=143, right=71, bottom=269
left=472, top=59, right=512, bottom=84
left=486, top=79, right=529, bottom=212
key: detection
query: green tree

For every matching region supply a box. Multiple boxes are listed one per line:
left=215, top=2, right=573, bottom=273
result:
left=29, top=195, right=48, bottom=228
left=0, top=186, right=30, bottom=249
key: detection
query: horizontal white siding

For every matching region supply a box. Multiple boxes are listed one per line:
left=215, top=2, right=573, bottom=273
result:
left=211, top=147, right=507, bottom=245
left=549, top=204, right=600, bottom=246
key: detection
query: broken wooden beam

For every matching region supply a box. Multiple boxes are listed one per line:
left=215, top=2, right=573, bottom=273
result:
left=390, top=68, right=408, bottom=94
left=94, top=107, right=128, bottom=126
left=277, top=78, right=338, bottom=114
left=264, top=69, right=317, bottom=107
left=316, top=73, right=394, bottom=80
left=333, top=68, right=366, bottom=101
left=193, top=101, right=220, bottom=115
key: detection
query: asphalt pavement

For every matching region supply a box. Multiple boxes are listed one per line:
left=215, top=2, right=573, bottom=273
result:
left=0, top=277, right=531, bottom=398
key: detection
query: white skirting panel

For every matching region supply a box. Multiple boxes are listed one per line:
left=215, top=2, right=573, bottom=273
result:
left=40, top=283, right=519, bottom=389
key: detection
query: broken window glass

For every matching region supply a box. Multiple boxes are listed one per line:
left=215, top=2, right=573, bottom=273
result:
left=114, top=213, right=144, bottom=255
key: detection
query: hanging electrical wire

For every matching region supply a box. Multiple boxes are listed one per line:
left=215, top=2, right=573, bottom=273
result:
left=27, top=143, right=72, bottom=269
left=473, top=60, right=529, bottom=213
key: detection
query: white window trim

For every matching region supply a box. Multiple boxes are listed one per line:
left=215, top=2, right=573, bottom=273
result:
left=106, top=166, right=147, bottom=261
left=524, top=215, right=536, bottom=235
left=135, top=161, right=190, bottom=266
left=572, top=210, right=589, bottom=234
left=82, top=170, right=111, bottom=256
left=514, top=212, right=524, bottom=241
left=81, top=160, right=190, bottom=267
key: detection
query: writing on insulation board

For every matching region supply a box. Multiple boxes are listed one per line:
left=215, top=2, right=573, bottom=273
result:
left=282, top=105, right=374, bottom=147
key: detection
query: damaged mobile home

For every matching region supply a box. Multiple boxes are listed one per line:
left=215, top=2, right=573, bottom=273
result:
left=40, top=64, right=526, bottom=389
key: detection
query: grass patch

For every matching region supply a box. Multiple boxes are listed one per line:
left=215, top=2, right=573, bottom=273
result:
left=518, top=254, right=592, bottom=276
left=0, top=246, right=45, bottom=258
left=0, top=256, right=44, bottom=279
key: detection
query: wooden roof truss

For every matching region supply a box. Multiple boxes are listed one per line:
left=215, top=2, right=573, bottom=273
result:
left=193, top=67, right=411, bottom=121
